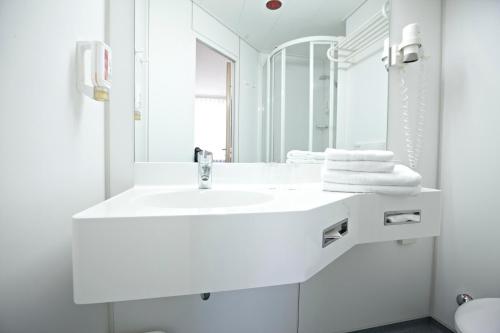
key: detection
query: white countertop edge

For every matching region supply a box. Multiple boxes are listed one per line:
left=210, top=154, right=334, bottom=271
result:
left=73, top=184, right=439, bottom=220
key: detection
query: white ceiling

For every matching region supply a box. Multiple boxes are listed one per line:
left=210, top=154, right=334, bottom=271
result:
left=192, top=0, right=366, bottom=52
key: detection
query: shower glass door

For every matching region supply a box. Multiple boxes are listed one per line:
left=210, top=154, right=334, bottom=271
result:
left=284, top=43, right=310, bottom=159
left=266, top=37, right=337, bottom=162
left=312, top=42, right=336, bottom=151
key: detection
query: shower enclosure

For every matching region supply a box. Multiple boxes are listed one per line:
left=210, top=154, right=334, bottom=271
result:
left=264, top=36, right=338, bottom=162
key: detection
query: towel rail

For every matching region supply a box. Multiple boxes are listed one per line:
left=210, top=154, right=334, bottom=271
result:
left=329, top=2, right=390, bottom=69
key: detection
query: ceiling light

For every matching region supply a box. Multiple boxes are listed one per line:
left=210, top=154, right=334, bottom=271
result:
left=266, top=0, right=282, bottom=10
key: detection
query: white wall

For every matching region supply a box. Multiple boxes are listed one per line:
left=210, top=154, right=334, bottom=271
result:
left=0, top=0, right=108, bottom=332
left=336, top=0, right=388, bottom=150
left=337, top=54, right=388, bottom=150
left=114, top=285, right=298, bottom=333
left=192, top=3, right=239, bottom=61
left=195, top=41, right=229, bottom=97
left=238, top=40, right=260, bottom=162
left=134, top=0, right=150, bottom=162
left=108, top=0, right=135, bottom=196
left=432, top=0, right=500, bottom=328
left=148, top=0, right=196, bottom=162
left=299, top=240, right=435, bottom=333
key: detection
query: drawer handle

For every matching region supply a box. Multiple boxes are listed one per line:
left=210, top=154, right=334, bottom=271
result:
left=384, top=210, right=421, bottom=225
left=322, top=218, right=348, bottom=248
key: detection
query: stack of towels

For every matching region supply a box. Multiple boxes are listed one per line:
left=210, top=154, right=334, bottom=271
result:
left=286, top=150, right=325, bottom=164
left=322, top=149, right=422, bottom=195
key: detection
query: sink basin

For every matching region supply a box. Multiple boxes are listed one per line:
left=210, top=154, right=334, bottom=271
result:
left=135, top=189, right=274, bottom=209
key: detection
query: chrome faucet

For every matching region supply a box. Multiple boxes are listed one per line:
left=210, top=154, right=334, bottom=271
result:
left=197, top=150, right=213, bottom=189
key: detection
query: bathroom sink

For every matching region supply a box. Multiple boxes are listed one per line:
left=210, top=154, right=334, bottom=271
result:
left=72, top=184, right=441, bottom=304
left=135, top=189, right=274, bottom=209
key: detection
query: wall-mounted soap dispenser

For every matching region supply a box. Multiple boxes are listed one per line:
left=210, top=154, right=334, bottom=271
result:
left=76, top=41, right=112, bottom=101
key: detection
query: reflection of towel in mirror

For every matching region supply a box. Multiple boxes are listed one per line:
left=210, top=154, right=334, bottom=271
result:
left=322, top=164, right=421, bottom=187
left=325, top=148, right=394, bottom=162
left=287, top=150, right=325, bottom=160
left=325, top=160, right=395, bottom=173
left=322, top=182, right=421, bottom=196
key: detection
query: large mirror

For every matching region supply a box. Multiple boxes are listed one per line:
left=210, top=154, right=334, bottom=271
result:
left=135, top=0, right=390, bottom=163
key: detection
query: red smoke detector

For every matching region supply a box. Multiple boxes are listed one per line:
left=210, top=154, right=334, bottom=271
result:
left=266, top=0, right=282, bottom=10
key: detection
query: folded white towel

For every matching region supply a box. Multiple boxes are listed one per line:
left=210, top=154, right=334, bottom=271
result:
left=287, top=150, right=325, bottom=160
left=324, top=148, right=394, bottom=162
left=322, top=182, right=421, bottom=196
left=286, top=158, right=324, bottom=164
left=325, top=160, right=395, bottom=173
left=322, top=164, right=421, bottom=187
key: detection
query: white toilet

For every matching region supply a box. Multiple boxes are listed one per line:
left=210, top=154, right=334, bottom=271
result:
left=455, top=298, right=500, bottom=333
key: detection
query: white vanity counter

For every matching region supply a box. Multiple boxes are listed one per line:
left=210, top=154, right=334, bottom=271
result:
left=74, top=183, right=354, bottom=218
left=72, top=164, right=441, bottom=304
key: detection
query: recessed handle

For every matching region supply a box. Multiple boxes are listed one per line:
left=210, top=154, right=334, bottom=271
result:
left=384, top=210, right=421, bottom=225
left=322, top=218, right=348, bottom=248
